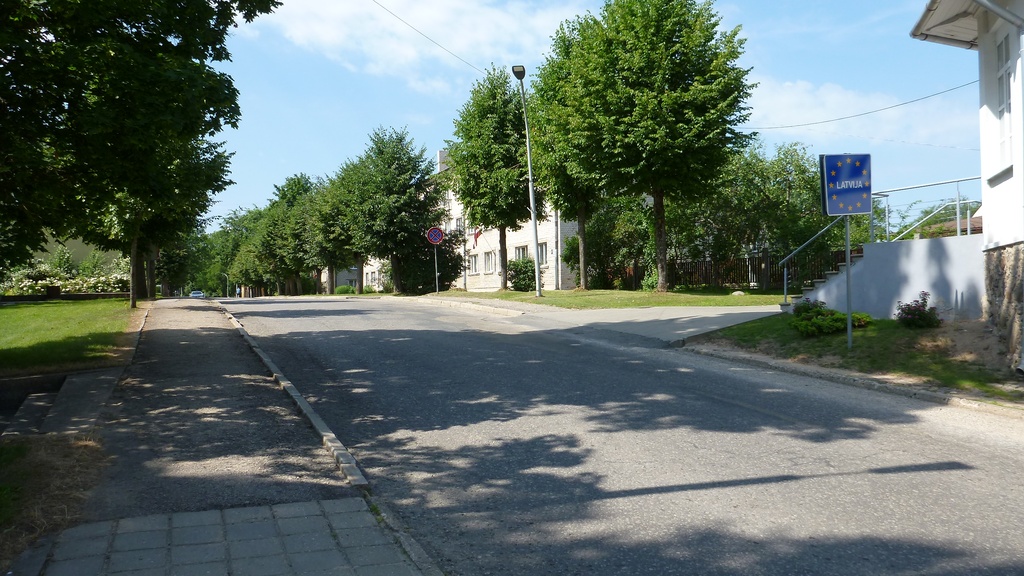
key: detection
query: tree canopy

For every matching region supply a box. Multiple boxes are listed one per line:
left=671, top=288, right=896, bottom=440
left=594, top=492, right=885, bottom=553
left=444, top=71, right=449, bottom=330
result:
left=446, top=66, right=538, bottom=289
left=1, top=0, right=279, bottom=276
left=543, top=0, right=753, bottom=291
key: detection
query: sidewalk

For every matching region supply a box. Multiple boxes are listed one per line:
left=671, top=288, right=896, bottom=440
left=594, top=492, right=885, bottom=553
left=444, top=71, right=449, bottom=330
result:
left=10, top=298, right=432, bottom=576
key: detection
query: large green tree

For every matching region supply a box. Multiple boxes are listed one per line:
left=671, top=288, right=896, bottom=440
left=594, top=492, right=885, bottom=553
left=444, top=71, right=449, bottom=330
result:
left=534, top=19, right=606, bottom=290
left=554, top=0, right=753, bottom=291
left=1, top=0, right=278, bottom=279
left=446, top=66, right=539, bottom=290
left=344, top=127, right=446, bottom=294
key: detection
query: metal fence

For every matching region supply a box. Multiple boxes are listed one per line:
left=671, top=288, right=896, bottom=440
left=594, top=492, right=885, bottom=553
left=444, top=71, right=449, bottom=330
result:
left=670, top=248, right=859, bottom=290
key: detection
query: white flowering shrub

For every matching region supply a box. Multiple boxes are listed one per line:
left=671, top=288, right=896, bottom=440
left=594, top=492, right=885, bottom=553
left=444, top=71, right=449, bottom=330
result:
left=2, top=256, right=130, bottom=295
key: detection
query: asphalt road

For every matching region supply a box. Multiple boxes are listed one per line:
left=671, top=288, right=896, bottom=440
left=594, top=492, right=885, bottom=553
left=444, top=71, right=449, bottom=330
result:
left=224, top=297, right=1024, bottom=576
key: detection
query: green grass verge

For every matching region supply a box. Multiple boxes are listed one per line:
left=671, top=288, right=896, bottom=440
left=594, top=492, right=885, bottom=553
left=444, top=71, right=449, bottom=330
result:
left=0, top=299, right=132, bottom=376
left=427, top=288, right=783, bottom=309
left=0, top=442, right=29, bottom=527
left=712, top=314, right=1021, bottom=399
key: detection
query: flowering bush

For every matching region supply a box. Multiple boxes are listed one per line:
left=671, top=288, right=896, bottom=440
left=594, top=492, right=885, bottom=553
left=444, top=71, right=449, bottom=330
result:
left=1, top=256, right=130, bottom=295
left=895, top=291, right=942, bottom=328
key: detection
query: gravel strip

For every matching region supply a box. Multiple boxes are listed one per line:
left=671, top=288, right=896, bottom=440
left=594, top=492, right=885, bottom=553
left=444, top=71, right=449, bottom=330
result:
left=84, top=298, right=357, bottom=522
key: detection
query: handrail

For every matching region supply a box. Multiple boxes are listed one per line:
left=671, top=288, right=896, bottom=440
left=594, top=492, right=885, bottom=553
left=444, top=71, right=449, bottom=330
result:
left=891, top=200, right=978, bottom=241
left=781, top=216, right=844, bottom=305
left=779, top=216, right=845, bottom=266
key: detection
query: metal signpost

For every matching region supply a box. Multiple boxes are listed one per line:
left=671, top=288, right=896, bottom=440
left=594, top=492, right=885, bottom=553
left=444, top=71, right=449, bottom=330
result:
left=427, top=227, right=445, bottom=293
left=819, top=154, right=871, bottom=349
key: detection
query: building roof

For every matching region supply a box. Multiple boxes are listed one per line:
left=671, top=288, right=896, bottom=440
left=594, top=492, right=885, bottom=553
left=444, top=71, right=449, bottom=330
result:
left=911, top=0, right=980, bottom=49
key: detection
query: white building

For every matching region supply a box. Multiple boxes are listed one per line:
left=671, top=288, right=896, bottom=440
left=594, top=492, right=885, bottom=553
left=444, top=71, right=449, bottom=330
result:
left=912, top=0, right=1024, bottom=364
left=440, top=153, right=578, bottom=292
left=345, top=151, right=579, bottom=293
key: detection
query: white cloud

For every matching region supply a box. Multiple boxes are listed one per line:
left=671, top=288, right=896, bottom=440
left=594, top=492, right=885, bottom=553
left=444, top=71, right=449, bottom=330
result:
left=746, top=75, right=979, bottom=151
left=247, top=0, right=598, bottom=93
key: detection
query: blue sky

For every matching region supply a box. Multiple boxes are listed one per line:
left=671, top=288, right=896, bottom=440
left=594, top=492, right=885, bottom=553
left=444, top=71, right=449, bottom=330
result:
left=212, top=0, right=982, bottom=226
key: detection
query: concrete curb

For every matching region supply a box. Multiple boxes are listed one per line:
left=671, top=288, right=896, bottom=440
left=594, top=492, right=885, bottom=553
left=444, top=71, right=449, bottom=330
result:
left=220, top=307, right=370, bottom=488
left=684, top=346, right=1024, bottom=420
left=414, top=296, right=526, bottom=316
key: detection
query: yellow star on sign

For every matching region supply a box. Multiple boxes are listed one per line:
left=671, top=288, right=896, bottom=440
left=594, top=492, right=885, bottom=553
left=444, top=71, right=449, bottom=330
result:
left=839, top=202, right=844, bottom=208
left=848, top=205, right=854, bottom=211
left=832, top=194, right=838, bottom=200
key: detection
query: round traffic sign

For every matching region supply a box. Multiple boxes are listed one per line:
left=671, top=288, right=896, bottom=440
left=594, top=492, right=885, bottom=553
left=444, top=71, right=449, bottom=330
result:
left=427, top=226, right=445, bottom=245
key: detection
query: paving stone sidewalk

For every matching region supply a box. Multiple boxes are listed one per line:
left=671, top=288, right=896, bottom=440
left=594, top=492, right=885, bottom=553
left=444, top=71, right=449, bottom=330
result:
left=41, top=499, right=417, bottom=576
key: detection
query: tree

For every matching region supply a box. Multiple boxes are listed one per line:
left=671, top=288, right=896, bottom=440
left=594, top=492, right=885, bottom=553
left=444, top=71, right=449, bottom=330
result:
left=553, top=0, right=753, bottom=291
left=1, top=0, right=279, bottom=278
left=446, top=66, right=539, bottom=290
left=534, top=19, right=606, bottom=290
left=343, top=127, right=444, bottom=294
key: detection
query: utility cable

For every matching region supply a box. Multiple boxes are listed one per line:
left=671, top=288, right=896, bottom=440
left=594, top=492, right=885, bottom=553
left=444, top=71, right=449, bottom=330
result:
left=370, top=0, right=485, bottom=75
left=741, top=80, right=978, bottom=130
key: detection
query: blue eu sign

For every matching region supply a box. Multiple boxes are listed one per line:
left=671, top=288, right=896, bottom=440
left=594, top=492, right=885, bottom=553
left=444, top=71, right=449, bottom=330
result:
left=820, top=154, right=871, bottom=216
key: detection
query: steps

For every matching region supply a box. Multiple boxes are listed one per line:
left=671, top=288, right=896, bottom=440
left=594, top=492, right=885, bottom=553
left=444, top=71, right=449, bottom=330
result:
left=800, top=254, right=863, bottom=303
left=0, top=367, right=124, bottom=436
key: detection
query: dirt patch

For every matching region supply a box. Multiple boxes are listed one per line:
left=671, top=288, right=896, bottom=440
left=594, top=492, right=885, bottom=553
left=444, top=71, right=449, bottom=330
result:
left=937, top=319, right=1010, bottom=374
left=0, top=434, right=109, bottom=573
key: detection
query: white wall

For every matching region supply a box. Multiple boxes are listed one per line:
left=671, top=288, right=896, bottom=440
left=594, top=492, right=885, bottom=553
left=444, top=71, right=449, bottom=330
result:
left=804, top=235, right=985, bottom=320
left=978, top=7, right=1024, bottom=249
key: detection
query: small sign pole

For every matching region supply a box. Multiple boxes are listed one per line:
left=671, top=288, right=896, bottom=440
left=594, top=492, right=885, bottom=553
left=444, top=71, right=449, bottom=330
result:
left=845, top=215, right=853, bottom=350
left=426, top=227, right=445, bottom=294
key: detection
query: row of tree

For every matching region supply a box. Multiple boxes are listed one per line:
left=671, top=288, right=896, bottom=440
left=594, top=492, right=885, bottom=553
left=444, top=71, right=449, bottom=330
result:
left=183, top=0, right=847, bottom=296
left=175, top=128, right=465, bottom=297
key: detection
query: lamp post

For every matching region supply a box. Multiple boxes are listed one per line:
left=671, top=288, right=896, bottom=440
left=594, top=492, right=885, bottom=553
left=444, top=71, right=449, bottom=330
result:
left=220, top=272, right=229, bottom=298
left=511, top=64, right=542, bottom=297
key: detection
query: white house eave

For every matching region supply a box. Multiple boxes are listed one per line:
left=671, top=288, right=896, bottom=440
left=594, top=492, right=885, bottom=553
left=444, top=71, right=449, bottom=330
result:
left=911, top=0, right=980, bottom=50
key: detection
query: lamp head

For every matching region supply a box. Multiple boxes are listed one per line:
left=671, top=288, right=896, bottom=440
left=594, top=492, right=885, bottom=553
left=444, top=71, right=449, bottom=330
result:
left=511, top=65, right=526, bottom=80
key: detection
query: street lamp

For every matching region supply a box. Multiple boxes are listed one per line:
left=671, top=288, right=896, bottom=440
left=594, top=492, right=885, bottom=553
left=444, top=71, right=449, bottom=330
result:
left=512, top=64, right=542, bottom=297
left=220, top=272, right=229, bottom=298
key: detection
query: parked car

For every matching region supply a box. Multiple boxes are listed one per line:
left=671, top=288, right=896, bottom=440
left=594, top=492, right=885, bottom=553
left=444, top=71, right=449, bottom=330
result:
left=189, top=290, right=205, bottom=298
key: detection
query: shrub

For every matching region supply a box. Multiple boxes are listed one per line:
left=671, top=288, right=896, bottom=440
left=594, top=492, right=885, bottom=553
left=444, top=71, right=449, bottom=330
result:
left=792, top=298, right=827, bottom=317
left=895, top=291, right=942, bottom=328
left=507, top=258, right=538, bottom=292
left=334, top=285, right=354, bottom=295
left=791, top=299, right=872, bottom=337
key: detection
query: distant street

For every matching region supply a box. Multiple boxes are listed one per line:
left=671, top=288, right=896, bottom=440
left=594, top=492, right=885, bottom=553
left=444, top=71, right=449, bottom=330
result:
left=224, top=297, right=1024, bottom=576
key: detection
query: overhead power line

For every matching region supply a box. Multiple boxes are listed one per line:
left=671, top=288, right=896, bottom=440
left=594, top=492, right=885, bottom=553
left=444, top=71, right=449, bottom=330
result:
left=370, top=0, right=485, bottom=75
left=741, top=80, right=979, bottom=130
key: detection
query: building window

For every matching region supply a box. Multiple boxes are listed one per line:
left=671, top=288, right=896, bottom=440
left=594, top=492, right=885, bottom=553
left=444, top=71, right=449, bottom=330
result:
left=484, top=251, right=496, bottom=273
left=469, top=254, right=479, bottom=274
left=455, top=217, right=464, bottom=231
left=514, top=245, right=528, bottom=261
left=537, top=242, right=548, bottom=266
left=997, top=33, right=1013, bottom=166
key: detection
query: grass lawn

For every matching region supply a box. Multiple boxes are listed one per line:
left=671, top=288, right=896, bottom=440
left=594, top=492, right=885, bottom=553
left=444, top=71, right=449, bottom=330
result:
left=0, top=299, right=134, bottom=377
left=709, top=313, right=1022, bottom=400
left=425, top=288, right=783, bottom=309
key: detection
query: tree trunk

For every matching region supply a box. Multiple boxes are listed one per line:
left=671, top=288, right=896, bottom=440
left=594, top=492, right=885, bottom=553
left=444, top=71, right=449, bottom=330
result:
left=652, top=189, right=668, bottom=292
left=577, top=205, right=589, bottom=290
left=390, top=254, right=402, bottom=293
left=355, top=253, right=364, bottom=294
left=327, top=264, right=336, bottom=295
left=128, top=236, right=138, bottom=309
left=498, top=226, right=508, bottom=290
left=146, top=245, right=157, bottom=300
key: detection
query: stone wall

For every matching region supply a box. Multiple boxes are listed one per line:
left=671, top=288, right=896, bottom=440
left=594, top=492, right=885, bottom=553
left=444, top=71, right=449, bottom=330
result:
left=985, top=242, right=1024, bottom=367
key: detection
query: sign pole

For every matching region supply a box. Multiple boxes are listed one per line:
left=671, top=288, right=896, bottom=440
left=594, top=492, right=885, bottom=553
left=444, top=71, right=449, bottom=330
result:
left=426, top=226, right=445, bottom=294
left=846, top=215, right=853, bottom=350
